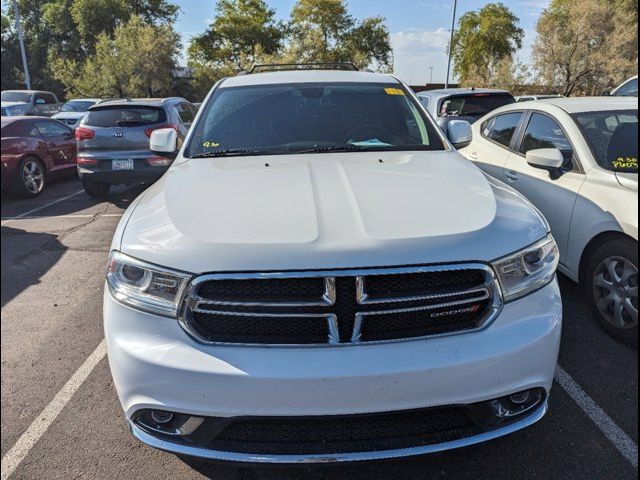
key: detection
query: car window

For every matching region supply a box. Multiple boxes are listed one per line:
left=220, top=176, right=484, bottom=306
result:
left=61, top=100, right=96, bottom=112
left=418, top=96, right=431, bottom=109
left=439, top=94, right=514, bottom=117
left=573, top=110, right=638, bottom=172
left=615, top=78, right=638, bottom=97
left=34, top=120, right=71, bottom=138
left=482, top=112, right=523, bottom=148
left=520, top=113, right=573, bottom=166
left=35, top=93, right=55, bottom=104
left=175, top=102, right=195, bottom=126
left=83, top=106, right=167, bottom=127
left=1, top=91, right=32, bottom=102
left=187, top=82, right=445, bottom=157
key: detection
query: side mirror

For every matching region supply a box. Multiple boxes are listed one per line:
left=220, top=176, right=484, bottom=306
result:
left=526, top=148, right=564, bottom=179
left=150, top=128, right=178, bottom=159
left=447, top=120, right=472, bottom=149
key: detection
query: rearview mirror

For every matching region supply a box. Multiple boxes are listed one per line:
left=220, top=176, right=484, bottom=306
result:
left=447, top=120, right=472, bottom=149
left=526, top=148, right=564, bottom=179
left=150, top=128, right=178, bottom=159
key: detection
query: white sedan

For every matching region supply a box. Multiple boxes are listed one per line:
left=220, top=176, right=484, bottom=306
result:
left=461, top=97, right=638, bottom=343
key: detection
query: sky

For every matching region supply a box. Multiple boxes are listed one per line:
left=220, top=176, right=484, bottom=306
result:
left=174, top=0, right=550, bottom=85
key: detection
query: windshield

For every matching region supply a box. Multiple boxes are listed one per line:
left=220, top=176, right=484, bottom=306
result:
left=61, top=100, right=96, bottom=112
left=439, top=94, right=514, bottom=118
left=1, top=91, right=32, bottom=103
left=186, top=82, right=445, bottom=157
left=83, top=106, right=166, bottom=127
left=573, top=110, right=638, bottom=173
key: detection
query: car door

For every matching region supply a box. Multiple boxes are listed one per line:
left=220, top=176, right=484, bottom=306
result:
left=465, top=111, right=524, bottom=181
left=34, top=120, right=77, bottom=171
left=503, top=112, right=587, bottom=261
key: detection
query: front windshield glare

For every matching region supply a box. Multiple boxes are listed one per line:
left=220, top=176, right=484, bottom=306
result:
left=573, top=110, right=638, bottom=173
left=187, top=82, right=445, bottom=157
left=1, top=91, right=32, bottom=103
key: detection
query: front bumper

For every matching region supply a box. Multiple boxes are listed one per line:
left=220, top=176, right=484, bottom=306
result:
left=104, top=279, right=562, bottom=461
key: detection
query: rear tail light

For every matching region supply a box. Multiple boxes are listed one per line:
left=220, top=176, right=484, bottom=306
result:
left=77, top=157, right=99, bottom=165
left=75, top=127, right=95, bottom=141
left=144, top=124, right=178, bottom=138
left=147, top=157, right=173, bottom=167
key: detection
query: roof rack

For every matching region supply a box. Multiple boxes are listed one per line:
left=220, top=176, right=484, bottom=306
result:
left=248, top=63, right=359, bottom=74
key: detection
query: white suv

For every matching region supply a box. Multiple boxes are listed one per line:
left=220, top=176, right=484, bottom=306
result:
left=104, top=66, right=562, bottom=463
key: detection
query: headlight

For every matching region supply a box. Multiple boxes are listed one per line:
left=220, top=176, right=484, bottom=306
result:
left=106, top=251, right=192, bottom=316
left=9, top=105, right=26, bottom=115
left=492, top=235, right=559, bottom=302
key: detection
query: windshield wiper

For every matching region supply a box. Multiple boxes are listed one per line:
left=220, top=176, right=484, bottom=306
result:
left=293, top=144, right=369, bottom=154
left=188, top=149, right=268, bottom=158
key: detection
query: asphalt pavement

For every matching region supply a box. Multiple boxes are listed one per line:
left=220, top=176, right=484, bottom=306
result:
left=1, top=177, right=638, bottom=480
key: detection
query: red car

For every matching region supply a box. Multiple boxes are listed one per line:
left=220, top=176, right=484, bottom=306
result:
left=1, top=116, right=77, bottom=197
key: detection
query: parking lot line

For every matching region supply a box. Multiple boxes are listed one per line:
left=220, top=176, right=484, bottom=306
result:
left=0, top=340, right=107, bottom=480
left=0, top=189, right=85, bottom=226
left=555, top=365, right=638, bottom=468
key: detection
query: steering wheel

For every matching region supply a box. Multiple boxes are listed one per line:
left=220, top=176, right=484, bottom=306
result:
left=344, top=125, right=397, bottom=144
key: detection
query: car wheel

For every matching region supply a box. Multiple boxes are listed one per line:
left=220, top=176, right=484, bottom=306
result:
left=82, top=179, right=110, bottom=197
left=587, top=238, right=638, bottom=344
left=17, top=157, right=46, bottom=197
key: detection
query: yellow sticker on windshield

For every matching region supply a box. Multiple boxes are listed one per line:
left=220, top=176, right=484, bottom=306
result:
left=612, top=157, right=638, bottom=169
left=203, top=141, right=220, bottom=148
left=384, top=88, right=405, bottom=96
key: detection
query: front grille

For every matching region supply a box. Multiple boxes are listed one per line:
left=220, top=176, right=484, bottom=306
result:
left=180, top=265, right=500, bottom=345
left=209, top=406, right=479, bottom=455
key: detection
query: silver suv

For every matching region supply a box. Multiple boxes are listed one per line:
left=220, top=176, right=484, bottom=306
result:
left=76, top=97, right=196, bottom=196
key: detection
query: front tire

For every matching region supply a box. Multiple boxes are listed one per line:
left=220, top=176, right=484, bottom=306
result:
left=17, top=157, right=46, bottom=197
left=586, top=238, right=638, bottom=345
left=82, top=179, right=110, bottom=197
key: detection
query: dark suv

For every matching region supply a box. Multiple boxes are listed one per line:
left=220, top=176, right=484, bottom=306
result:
left=76, top=97, right=197, bottom=196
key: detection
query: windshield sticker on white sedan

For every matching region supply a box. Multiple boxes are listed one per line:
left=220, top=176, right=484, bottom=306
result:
left=612, top=157, right=638, bottom=170
left=202, top=141, right=220, bottom=148
left=384, top=88, right=405, bottom=96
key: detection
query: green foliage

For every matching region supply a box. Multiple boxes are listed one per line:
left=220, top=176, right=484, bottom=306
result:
left=189, top=0, right=285, bottom=70
left=53, top=16, right=180, bottom=98
left=533, top=0, right=639, bottom=95
left=451, top=2, right=524, bottom=84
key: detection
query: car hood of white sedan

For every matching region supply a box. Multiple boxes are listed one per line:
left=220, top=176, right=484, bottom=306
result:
left=118, top=151, right=548, bottom=273
left=616, top=172, right=638, bottom=191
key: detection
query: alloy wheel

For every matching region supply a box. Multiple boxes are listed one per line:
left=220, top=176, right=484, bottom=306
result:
left=22, top=159, right=45, bottom=194
left=593, top=256, right=639, bottom=330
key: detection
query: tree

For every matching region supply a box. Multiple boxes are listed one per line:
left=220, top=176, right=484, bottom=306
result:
left=533, top=0, right=638, bottom=96
left=188, top=0, right=285, bottom=71
left=451, top=3, right=524, bottom=84
left=287, top=0, right=392, bottom=70
left=461, top=58, right=532, bottom=95
left=2, top=0, right=179, bottom=97
left=53, top=16, right=180, bottom=98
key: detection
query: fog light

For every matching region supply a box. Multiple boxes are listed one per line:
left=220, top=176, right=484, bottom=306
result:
left=150, top=410, right=173, bottom=424
left=464, top=388, right=545, bottom=429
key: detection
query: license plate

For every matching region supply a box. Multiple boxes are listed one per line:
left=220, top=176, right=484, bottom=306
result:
left=112, top=159, right=134, bottom=170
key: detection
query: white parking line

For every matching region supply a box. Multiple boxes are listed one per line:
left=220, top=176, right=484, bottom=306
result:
left=1, top=190, right=85, bottom=226
left=0, top=340, right=107, bottom=480
left=555, top=365, right=638, bottom=468
left=1, top=213, right=123, bottom=221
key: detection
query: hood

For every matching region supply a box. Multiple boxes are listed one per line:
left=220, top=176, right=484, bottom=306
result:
left=118, top=151, right=548, bottom=273
left=52, top=112, right=86, bottom=120
left=616, top=172, right=638, bottom=191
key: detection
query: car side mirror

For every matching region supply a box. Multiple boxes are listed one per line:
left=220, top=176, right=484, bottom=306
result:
left=447, top=120, right=472, bottom=149
left=150, top=128, right=178, bottom=159
left=526, top=148, right=565, bottom=179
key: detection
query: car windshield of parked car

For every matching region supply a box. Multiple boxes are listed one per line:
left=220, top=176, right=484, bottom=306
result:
left=614, top=78, right=638, bottom=97
left=1, top=91, right=32, bottom=103
left=573, top=110, right=638, bottom=173
left=439, top=94, right=514, bottom=117
left=186, top=82, right=445, bottom=157
left=83, top=106, right=166, bottom=127
left=61, top=100, right=96, bottom=112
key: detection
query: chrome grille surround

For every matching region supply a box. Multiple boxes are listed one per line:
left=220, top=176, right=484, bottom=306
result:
left=178, top=263, right=503, bottom=346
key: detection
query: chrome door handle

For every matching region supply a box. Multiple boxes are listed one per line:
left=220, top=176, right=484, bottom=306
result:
left=505, top=171, right=519, bottom=181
